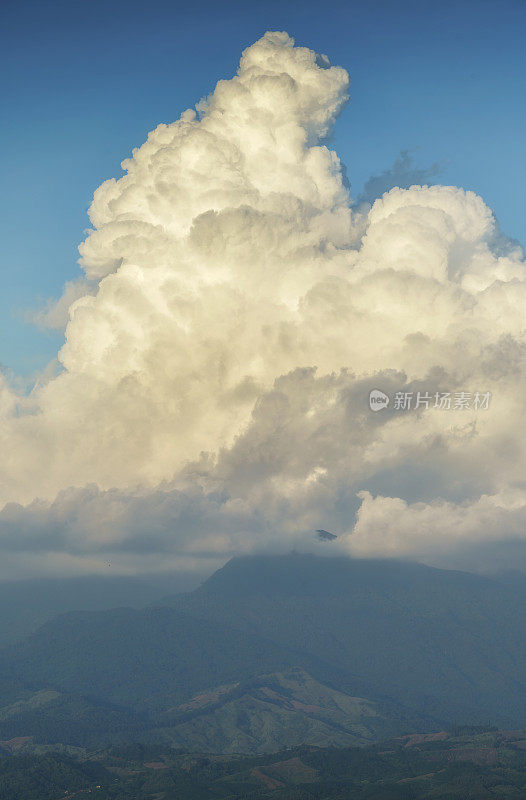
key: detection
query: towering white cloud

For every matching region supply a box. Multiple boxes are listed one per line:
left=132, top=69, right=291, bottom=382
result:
left=1, top=31, right=525, bottom=576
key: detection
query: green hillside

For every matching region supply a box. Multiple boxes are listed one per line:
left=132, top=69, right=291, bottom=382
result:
left=155, top=667, right=390, bottom=753
left=3, top=727, right=526, bottom=799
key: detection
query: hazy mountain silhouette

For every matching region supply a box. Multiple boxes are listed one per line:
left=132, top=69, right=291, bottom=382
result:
left=2, top=554, right=526, bottom=749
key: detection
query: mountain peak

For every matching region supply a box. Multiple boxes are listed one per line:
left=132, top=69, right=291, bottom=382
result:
left=196, top=552, right=446, bottom=598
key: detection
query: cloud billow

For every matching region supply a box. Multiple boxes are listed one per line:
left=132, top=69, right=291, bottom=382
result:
left=1, top=31, right=525, bottom=577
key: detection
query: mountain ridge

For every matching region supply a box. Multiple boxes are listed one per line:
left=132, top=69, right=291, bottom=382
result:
left=2, top=553, right=526, bottom=750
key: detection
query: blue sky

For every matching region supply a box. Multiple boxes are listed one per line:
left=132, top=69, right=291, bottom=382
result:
left=2, top=0, right=525, bottom=375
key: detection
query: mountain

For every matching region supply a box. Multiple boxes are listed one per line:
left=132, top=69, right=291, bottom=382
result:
left=161, top=554, right=526, bottom=726
left=156, top=667, right=389, bottom=753
left=3, top=553, right=526, bottom=750
left=0, top=572, right=202, bottom=649
left=0, top=606, right=296, bottom=711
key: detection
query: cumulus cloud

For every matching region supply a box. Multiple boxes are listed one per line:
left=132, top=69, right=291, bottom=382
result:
left=30, top=279, right=96, bottom=331
left=356, top=150, right=443, bottom=206
left=1, top=31, right=526, bottom=577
